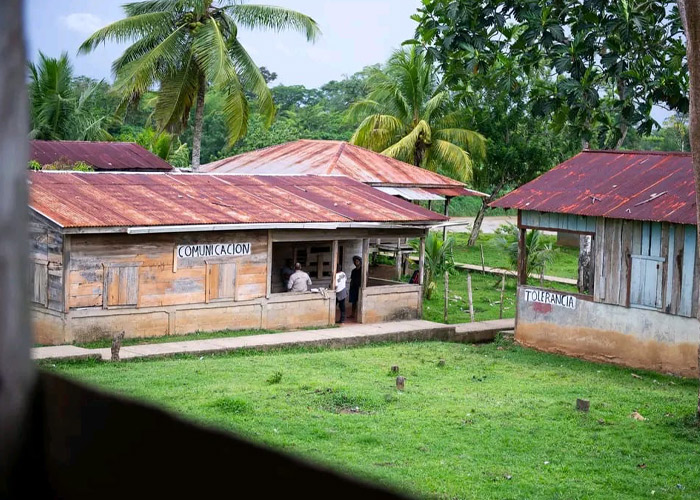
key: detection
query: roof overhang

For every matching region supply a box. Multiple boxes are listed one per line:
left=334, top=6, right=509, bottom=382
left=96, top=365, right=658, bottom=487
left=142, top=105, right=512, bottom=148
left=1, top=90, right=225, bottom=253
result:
left=375, top=186, right=445, bottom=201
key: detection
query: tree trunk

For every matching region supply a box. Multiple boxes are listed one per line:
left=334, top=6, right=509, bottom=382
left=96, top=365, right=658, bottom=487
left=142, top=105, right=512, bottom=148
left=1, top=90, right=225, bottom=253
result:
left=468, top=199, right=488, bottom=246
left=676, top=0, right=700, bottom=420
left=577, top=235, right=593, bottom=294
left=614, top=123, right=628, bottom=149
left=191, top=72, right=206, bottom=171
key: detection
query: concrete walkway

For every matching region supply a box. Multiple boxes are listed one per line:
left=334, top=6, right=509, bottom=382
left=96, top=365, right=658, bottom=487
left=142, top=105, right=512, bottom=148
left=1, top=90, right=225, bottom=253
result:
left=32, top=318, right=514, bottom=362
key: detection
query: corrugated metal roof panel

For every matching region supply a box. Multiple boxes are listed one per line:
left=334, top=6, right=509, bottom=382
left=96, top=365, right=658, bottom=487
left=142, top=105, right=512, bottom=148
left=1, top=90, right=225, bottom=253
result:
left=29, top=171, right=446, bottom=229
left=425, top=186, right=488, bottom=198
left=30, top=140, right=174, bottom=172
left=375, top=186, right=445, bottom=201
left=491, top=150, right=696, bottom=225
left=201, top=140, right=481, bottom=192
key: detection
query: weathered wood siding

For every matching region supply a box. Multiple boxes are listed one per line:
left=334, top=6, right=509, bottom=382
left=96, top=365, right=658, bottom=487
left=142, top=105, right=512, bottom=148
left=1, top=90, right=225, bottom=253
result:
left=592, top=218, right=697, bottom=317
left=28, top=212, right=64, bottom=312
left=67, top=231, right=268, bottom=310
left=521, top=210, right=596, bottom=233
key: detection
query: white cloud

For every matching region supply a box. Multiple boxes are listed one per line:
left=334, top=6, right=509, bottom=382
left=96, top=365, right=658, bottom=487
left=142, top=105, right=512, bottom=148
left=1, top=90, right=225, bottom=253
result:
left=60, top=13, right=105, bottom=36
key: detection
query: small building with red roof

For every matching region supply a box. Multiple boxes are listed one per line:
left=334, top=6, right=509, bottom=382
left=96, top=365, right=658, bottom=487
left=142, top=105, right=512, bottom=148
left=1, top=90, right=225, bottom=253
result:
left=491, top=150, right=699, bottom=377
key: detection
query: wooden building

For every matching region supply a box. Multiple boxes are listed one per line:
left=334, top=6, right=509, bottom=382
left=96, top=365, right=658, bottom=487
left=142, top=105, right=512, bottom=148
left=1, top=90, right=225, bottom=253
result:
left=29, top=171, right=444, bottom=345
left=492, top=150, right=700, bottom=377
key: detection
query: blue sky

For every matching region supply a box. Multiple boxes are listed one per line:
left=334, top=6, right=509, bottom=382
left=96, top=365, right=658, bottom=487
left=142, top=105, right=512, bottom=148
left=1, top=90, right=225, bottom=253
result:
left=24, top=0, right=421, bottom=88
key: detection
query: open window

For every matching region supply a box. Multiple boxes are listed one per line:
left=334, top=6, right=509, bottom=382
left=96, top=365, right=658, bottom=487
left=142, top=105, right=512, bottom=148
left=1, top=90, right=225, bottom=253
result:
left=368, top=238, right=414, bottom=287
left=270, top=240, right=337, bottom=294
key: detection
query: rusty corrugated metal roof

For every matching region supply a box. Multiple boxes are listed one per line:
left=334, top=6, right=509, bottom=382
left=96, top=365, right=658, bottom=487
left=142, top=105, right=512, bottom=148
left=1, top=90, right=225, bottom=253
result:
left=31, top=140, right=174, bottom=172
left=426, top=186, right=488, bottom=198
left=201, top=140, right=483, bottom=194
left=29, top=171, right=446, bottom=230
left=490, top=150, right=697, bottom=225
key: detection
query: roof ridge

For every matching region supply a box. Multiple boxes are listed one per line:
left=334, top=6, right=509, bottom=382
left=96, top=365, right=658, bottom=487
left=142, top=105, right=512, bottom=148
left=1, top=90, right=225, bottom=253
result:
left=583, top=149, right=691, bottom=157
left=325, top=141, right=346, bottom=174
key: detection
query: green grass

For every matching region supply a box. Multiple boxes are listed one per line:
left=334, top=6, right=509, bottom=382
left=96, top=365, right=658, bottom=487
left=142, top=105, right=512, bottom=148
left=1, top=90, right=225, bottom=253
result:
left=421, top=269, right=577, bottom=324
left=451, top=232, right=580, bottom=280
left=40, top=340, right=700, bottom=499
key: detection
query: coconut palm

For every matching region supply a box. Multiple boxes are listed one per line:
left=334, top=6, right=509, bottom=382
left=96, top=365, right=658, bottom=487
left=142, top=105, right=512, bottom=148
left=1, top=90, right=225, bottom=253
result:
left=349, top=47, right=486, bottom=182
left=28, top=52, right=113, bottom=141
left=410, top=232, right=455, bottom=299
left=79, top=0, right=320, bottom=170
left=493, top=223, right=554, bottom=279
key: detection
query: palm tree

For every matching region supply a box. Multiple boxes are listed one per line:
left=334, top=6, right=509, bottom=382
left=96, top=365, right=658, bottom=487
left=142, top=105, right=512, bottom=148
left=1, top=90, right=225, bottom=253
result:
left=349, top=47, right=486, bottom=182
left=410, top=232, right=455, bottom=299
left=79, top=0, right=320, bottom=170
left=28, top=52, right=113, bottom=141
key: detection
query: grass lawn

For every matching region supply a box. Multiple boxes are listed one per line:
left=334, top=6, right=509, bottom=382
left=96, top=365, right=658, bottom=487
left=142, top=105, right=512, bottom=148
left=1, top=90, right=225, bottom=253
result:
left=451, top=232, right=580, bottom=280
left=41, top=339, right=700, bottom=499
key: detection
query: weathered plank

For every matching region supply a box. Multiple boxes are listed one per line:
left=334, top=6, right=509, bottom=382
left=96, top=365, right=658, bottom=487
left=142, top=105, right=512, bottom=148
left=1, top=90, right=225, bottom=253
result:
left=593, top=217, right=606, bottom=303
left=665, top=225, right=676, bottom=312
left=679, top=225, right=696, bottom=317
left=660, top=223, right=670, bottom=309
left=618, top=220, right=634, bottom=305
left=641, top=222, right=651, bottom=256
left=650, top=222, right=662, bottom=257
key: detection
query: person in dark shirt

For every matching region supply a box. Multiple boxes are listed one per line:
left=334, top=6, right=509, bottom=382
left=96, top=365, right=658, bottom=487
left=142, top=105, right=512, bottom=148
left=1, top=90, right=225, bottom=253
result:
left=348, top=256, right=362, bottom=319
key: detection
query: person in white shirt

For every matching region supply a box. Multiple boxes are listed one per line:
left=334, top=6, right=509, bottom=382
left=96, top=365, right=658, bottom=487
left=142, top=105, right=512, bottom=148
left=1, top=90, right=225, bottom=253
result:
left=334, top=264, right=347, bottom=323
left=287, top=263, right=312, bottom=292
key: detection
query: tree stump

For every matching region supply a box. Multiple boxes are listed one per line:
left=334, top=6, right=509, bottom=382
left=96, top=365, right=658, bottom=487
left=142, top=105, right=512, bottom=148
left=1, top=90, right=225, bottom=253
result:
left=111, top=331, right=125, bottom=362
left=391, top=365, right=399, bottom=374
left=396, top=376, right=405, bottom=391
left=576, top=398, right=590, bottom=412
left=437, top=359, right=445, bottom=367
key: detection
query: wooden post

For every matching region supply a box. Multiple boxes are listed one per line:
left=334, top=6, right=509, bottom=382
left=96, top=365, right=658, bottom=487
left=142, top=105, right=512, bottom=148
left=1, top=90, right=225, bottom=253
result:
left=391, top=365, right=399, bottom=374
left=443, top=271, right=449, bottom=323
left=467, top=274, right=474, bottom=322
left=360, top=238, right=369, bottom=323
left=0, top=0, right=34, bottom=472
left=418, top=234, right=425, bottom=318
left=442, top=197, right=451, bottom=241
left=330, top=240, right=338, bottom=290
left=518, top=227, right=528, bottom=285
left=540, top=263, right=545, bottom=288
left=265, top=230, right=272, bottom=298
left=395, top=247, right=401, bottom=281
left=499, top=274, right=506, bottom=319
left=428, top=200, right=433, bottom=211
left=396, top=376, right=405, bottom=391
left=480, top=244, right=485, bottom=274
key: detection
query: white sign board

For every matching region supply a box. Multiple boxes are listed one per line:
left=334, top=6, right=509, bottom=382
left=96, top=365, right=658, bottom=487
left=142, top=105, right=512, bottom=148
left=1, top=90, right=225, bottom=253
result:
left=524, top=289, right=577, bottom=309
left=177, top=242, right=251, bottom=260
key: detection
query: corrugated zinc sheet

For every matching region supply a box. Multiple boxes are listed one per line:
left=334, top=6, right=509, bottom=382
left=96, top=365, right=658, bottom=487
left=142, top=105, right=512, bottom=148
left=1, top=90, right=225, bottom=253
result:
left=201, top=139, right=480, bottom=191
left=29, top=171, right=446, bottom=229
left=425, top=186, right=488, bottom=198
left=491, top=150, right=696, bottom=225
left=375, top=187, right=445, bottom=201
left=31, top=140, right=174, bottom=172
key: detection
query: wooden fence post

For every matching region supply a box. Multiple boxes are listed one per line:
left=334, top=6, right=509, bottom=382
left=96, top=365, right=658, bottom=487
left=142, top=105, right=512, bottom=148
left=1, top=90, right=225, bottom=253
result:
left=467, top=274, right=475, bottom=322
left=480, top=244, right=485, bottom=274
left=443, top=271, right=449, bottom=323
left=499, top=274, right=506, bottom=319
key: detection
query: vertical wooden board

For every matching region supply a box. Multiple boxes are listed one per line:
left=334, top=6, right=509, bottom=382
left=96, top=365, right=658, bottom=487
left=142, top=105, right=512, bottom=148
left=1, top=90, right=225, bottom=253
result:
left=631, top=221, right=642, bottom=256
left=679, top=225, right=695, bottom=317
left=660, top=223, right=670, bottom=309
left=32, top=262, right=48, bottom=306
left=618, top=220, right=633, bottom=305
left=670, top=225, right=685, bottom=315
left=522, top=210, right=536, bottom=227
left=693, top=227, right=700, bottom=317
left=665, top=225, right=676, bottom=311
left=642, top=260, right=657, bottom=307
left=119, top=266, right=139, bottom=306
left=105, top=267, right=119, bottom=306
left=587, top=216, right=597, bottom=233
left=593, top=218, right=606, bottom=302
left=207, top=263, right=218, bottom=302
left=629, top=257, right=643, bottom=306
left=539, top=212, right=550, bottom=229
left=605, top=219, right=622, bottom=304
left=650, top=222, right=662, bottom=257
left=219, top=263, right=236, bottom=299
left=549, top=213, right=559, bottom=230
left=568, top=214, right=579, bottom=231
left=641, top=222, right=651, bottom=256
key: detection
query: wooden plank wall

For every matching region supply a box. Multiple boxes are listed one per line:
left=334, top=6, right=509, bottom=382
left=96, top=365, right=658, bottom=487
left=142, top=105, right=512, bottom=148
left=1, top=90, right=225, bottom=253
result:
left=29, top=211, right=64, bottom=312
left=521, top=210, right=596, bottom=233
left=593, top=217, right=698, bottom=317
left=68, top=231, right=268, bottom=310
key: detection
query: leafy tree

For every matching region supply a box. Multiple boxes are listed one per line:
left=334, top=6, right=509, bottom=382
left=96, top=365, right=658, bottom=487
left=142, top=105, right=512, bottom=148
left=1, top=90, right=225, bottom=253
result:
left=28, top=52, right=114, bottom=141
left=413, top=0, right=688, bottom=149
left=409, top=232, right=455, bottom=299
left=79, top=0, right=320, bottom=170
left=349, top=47, right=486, bottom=182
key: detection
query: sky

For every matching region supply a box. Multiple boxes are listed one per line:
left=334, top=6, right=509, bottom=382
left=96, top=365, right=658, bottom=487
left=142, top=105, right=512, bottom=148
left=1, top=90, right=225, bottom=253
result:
left=24, top=0, right=422, bottom=88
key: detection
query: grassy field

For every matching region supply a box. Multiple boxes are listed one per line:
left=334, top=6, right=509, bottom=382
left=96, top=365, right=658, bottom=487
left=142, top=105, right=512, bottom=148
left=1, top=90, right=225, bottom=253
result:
left=451, top=232, right=580, bottom=280
left=41, top=339, right=700, bottom=499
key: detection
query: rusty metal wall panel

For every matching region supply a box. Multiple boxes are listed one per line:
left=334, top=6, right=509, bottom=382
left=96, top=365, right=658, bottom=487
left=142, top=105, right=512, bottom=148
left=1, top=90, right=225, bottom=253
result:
left=31, top=141, right=173, bottom=172
left=491, top=151, right=696, bottom=225
left=28, top=172, right=446, bottom=229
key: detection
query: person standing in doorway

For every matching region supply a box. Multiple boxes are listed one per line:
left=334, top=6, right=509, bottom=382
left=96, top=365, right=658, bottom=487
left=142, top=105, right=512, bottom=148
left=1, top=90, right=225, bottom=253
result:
left=287, top=263, right=312, bottom=292
left=335, top=263, right=347, bottom=323
left=348, top=256, right=362, bottom=319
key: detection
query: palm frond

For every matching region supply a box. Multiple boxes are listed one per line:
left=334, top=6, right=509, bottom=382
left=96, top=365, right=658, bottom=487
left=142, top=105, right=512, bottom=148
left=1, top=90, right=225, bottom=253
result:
left=192, top=18, right=238, bottom=85
left=350, top=114, right=404, bottom=152
left=346, top=99, right=381, bottom=122
left=425, top=139, right=473, bottom=182
left=153, top=53, right=199, bottom=133
left=381, top=119, right=431, bottom=163
left=112, top=24, right=188, bottom=97
left=228, top=37, right=275, bottom=126
left=222, top=82, right=250, bottom=145
left=122, top=0, right=199, bottom=16
left=422, top=91, right=450, bottom=121
left=224, top=4, right=321, bottom=41
left=79, top=12, right=175, bottom=54
left=433, top=128, right=486, bottom=162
